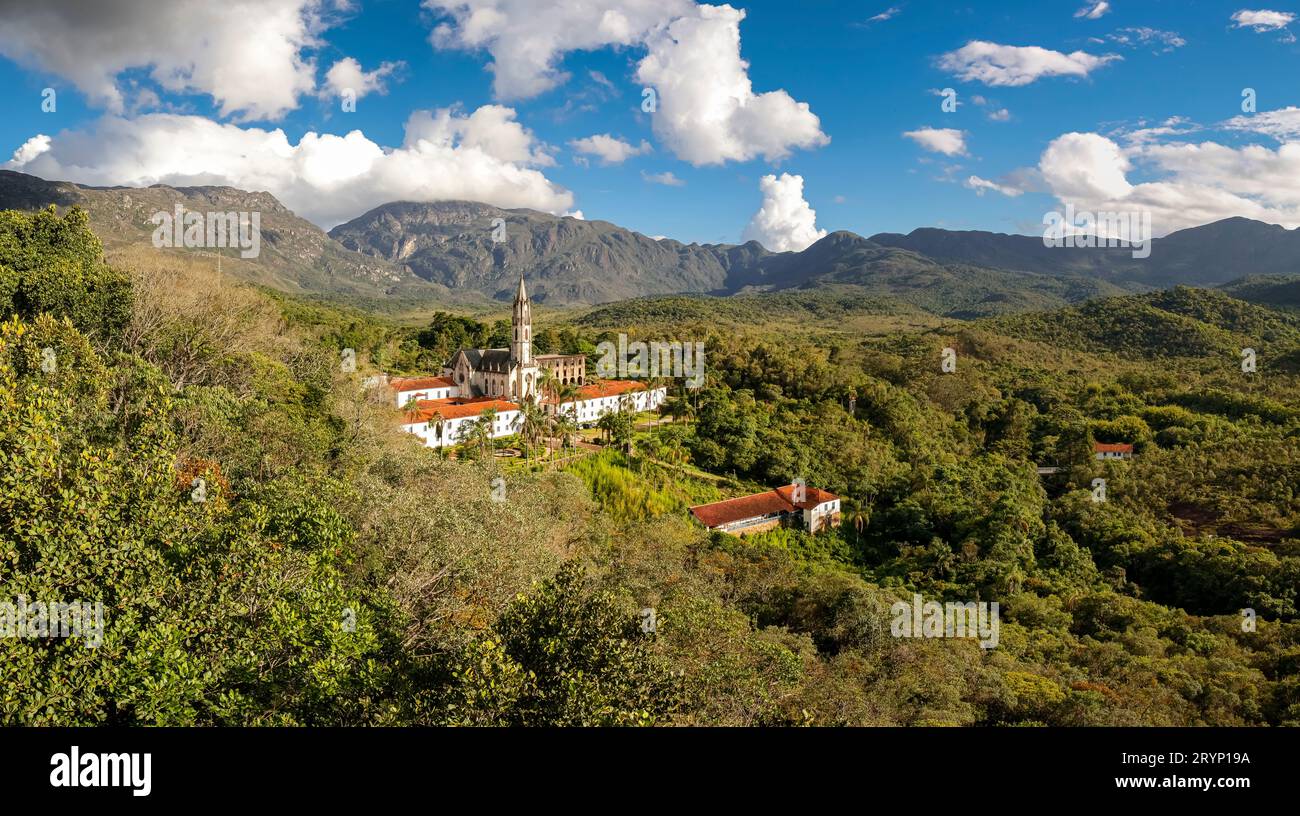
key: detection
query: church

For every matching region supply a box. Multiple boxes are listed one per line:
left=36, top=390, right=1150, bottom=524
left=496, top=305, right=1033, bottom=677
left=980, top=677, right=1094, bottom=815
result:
left=391, top=275, right=666, bottom=449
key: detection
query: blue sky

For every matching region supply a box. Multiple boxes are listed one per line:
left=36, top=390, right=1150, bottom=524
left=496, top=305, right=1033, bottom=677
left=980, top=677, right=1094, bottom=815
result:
left=3, top=1, right=1300, bottom=249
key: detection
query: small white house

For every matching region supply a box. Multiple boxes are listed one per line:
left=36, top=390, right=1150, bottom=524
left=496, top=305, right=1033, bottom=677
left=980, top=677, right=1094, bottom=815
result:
left=1094, top=442, right=1134, bottom=461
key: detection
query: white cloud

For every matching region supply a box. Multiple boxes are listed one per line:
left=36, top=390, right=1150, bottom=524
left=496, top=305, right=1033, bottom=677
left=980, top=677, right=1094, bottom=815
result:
left=965, top=175, right=1023, bottom=197
left=1106, top=27, right=1186, bottom=52
left=1120, top=116, right=1198, bottom=146
left=5, top=109, right=573, bottom=229
left=634, top=5, right=829, bottom=165
left=1222, top=106, right=1300, bottom=140
left=569, top=134, right=652, bottom=164
left=1074, top=2, right=1110, bottom=19
left=8, top=134, right=52, bottom=166
left=426, top=0, right=693, bottom=100
left=868, top=7, right=901, bottom=23
left=903, top=127, right=968, bottom=156
left=426, top=1, right=828, bottom=166
left=321, top=57, right=403, bottom=100
left=1231, top=9, right=1296, bottom=30
left=1037, top=130, right=1300, bottom=236
left=987, top=108, right=1011, bottom=122
left=404, top=104, right=557, bottom=166
left=0, top=0, right=331, bottom=121
left=938, top=41, right=1120, bottom=86
left=742, top=173, right=826, bottom=252
left=641, top=170, right=685, bottom=186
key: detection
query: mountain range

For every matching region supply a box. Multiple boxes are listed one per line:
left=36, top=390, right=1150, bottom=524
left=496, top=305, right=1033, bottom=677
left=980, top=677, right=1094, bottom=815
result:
left=3, top=169, right=1297, bottom=315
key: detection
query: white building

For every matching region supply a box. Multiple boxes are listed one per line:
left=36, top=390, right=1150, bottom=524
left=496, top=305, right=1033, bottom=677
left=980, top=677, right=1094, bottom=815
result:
left=548, top=380, right=667, bottom=426
left=690, top=484, right=843, bottom=535
left=1094, top=442, right=1134, bottom=460
left=401, top=398, right=522, bottom=449
left=390, top=375, right=458, bottom=407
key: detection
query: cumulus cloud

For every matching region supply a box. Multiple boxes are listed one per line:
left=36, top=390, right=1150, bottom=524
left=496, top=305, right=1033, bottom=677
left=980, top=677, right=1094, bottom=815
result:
left=636, top=4, right=830, bottom=165
left=321, top=57, right=404, bottom=100
left=4, top=108, right=573, bottom=229
left=938, top=41, right=1120, bottom=86
left=8, top=134, right=52, bottom=165
left=425, top=0, right=693, bottom=100
left=903, top=127, right=967, bottom=156
left=0, top=0, right=332, bottom=121
left=1037, top=131, right=1300, bottom=236
left=404, top=104, right=557, bottom=166
left=569, top=134, right=652, bottom=164
left=1074, top=2, right=1110, bottom=19
left=1231, top=9, right=1296, bottom=30
left=742, top=173, right=827, bottom=252
left=427, top=1, right=828, bottom=165
left=641, top=170, right=685, bottom=186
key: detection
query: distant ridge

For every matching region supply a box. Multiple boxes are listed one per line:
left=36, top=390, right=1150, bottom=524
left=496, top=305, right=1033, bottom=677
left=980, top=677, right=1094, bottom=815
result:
left=3, top=170, right=1298, bottom=311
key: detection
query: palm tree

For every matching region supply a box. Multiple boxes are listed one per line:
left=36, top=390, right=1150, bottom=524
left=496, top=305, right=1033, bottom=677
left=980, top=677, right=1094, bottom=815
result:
left=518, top=400, right=547, bottom=459
left=538, top=366, right=560, bottom=404
left=554, top=382, right=581, bottom=428
left=427, top=409, right=446, bottom=453
left=645, top=376, right=667, bottom=428
left=469, top=407, right=497, bottom=458
left=552, top=412, right=577, bottom=451
left=595, top=411, right=616, bottom=445
left=664, top=395, right=694, bottom=425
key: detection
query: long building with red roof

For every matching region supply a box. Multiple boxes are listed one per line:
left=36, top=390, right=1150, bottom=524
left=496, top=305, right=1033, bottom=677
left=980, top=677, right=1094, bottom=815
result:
left=690, top=483, right=842, bottom=535
left=400, top=396, right=521, bottom=448
left=546, top=379, right=666, bottom=426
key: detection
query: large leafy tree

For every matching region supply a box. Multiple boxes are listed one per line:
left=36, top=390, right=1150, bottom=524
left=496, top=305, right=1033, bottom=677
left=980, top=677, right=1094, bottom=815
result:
left=445, top=563, right=680, bottom=726
left=0, top=207, right=132, bottom=343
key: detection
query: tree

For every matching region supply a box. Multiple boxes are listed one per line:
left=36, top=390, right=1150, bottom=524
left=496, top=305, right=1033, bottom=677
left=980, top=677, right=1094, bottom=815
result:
left=551, top=411, right=577, bottom=452
left=445, top=563, right=680, bottom=726
left=0, top=207, right=132, bottom=344
left=537, top=366, right=559, bottom=404
left=468, top=408, right=497, bottom=458
left=518, top=400, right=547, bottom=459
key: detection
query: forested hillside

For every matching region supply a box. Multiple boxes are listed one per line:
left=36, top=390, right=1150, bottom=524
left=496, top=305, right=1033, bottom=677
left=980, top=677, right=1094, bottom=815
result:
left=3, top=206, right=1298, bottom=726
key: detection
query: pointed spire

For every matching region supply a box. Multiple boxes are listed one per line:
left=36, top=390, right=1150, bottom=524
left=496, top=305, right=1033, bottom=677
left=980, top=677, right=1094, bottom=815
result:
left=515, top=273, right=528, bottom=304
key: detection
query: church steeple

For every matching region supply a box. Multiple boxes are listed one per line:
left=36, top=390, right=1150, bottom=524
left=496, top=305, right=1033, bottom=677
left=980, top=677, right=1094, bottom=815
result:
left=511, top=273, right=531, bottom=367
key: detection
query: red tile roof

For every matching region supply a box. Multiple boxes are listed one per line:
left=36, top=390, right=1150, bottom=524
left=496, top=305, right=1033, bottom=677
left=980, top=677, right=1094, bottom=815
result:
left=546, top=379, right=650, bottom=404
left=404, top=397, right=519, bottom=423
left=690, top=485, right=840, bottom=529
left=1094, top=442, right=1134, bottom=453
left=391, top=375, right=455, bottom=392
left=775, top=484, right=841, bottom=510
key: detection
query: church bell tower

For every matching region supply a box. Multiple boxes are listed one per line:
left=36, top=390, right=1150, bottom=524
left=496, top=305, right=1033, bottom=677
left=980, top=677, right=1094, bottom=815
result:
left=511, top=274, right=536, bottom=400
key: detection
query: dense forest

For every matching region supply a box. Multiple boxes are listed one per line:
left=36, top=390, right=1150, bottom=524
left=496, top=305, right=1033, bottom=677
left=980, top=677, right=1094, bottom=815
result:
left=3, top=206, right=1298, bottom=726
